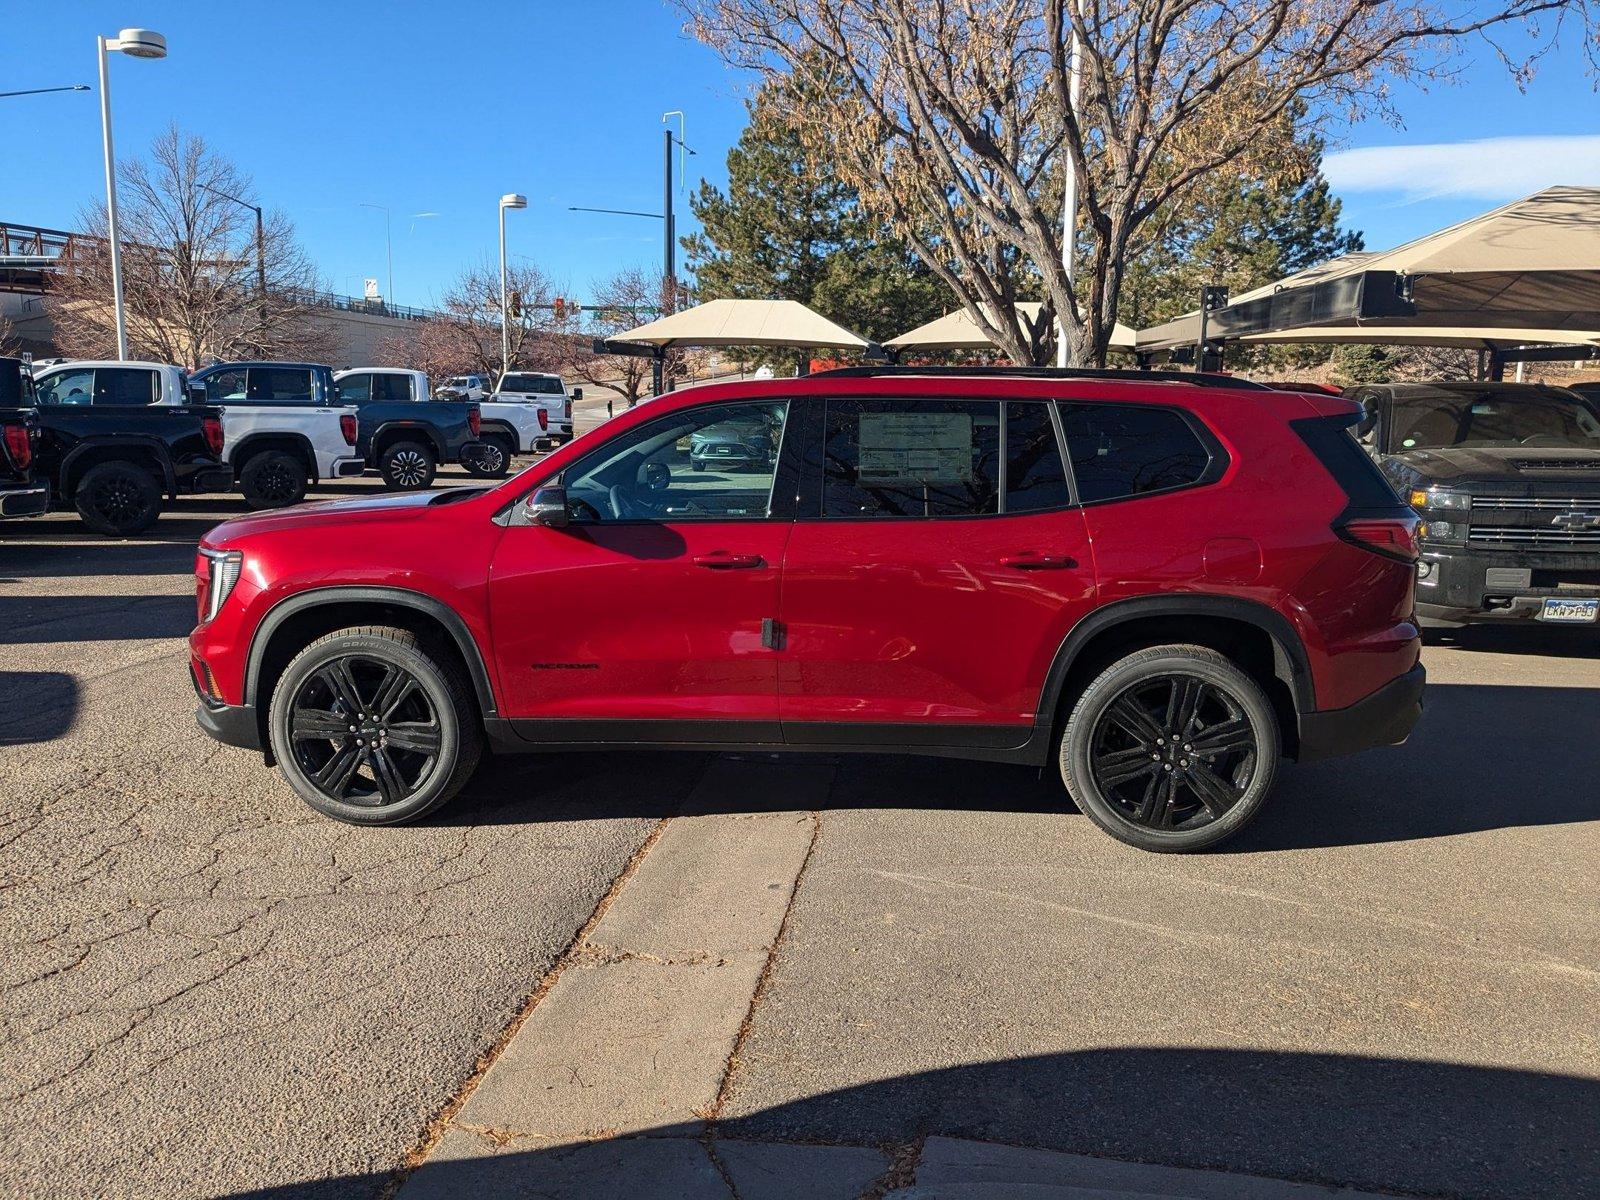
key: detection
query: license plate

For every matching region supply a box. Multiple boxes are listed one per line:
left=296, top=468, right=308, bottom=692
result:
left=1539, top=597, right=1600, bottom=623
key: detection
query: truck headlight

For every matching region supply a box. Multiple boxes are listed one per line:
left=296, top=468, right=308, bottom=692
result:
left=1408, top=488, right=1470, bottom=512
left=200, top=549, right=243, bottom=622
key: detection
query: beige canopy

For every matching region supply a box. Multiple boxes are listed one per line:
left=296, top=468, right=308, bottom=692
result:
left=1240, top=325, right=1600, bottom=351
left=887, top=302, right=1137, bottom=353
left=608, top=298, right=870, bottom=351
left=1138, top=186, right=1600, bottom=353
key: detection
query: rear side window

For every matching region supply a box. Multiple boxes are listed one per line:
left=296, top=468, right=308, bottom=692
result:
left=94, top=367, right=158, bottom=405
left=1059, top=403, right=1212, bottom=503
left=1291, top=414, right=1406, bottom=508
left=372, top=373, right=413, bottom=402
left=1005, top=401, right=1071, bottom=512
left=248, top=368, right=314, bottom=402
left=822, top=398, right=1000, bottom=518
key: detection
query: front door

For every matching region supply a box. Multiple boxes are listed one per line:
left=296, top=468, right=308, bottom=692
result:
left=777, top=396, right=1097, bottom=744
left=488, top=398, right=794, bottom=739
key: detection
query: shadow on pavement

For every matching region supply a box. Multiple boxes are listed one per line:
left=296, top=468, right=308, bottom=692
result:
left=0, top=593, right=196, bottom=643
left=0, top=671, right=78, bottom=744
left=0, top=538, right=198, bottom=578
left=215, top=1048, right=1600, bottom=1200
left=1426, top=624, right=1600, bottom=659
left=441, top=683, right=1598, bottom=850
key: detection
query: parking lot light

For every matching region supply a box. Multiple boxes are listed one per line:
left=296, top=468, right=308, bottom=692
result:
left=97, top=27, right=168, bottom=361
left=499, top=194, right=527, bottom=379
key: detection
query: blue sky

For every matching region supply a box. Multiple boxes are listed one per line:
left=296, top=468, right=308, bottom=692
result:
left=2, top=1, right=1595, bottom=308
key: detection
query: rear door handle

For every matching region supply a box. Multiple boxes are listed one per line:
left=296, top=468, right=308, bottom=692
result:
left=693, top=551, right=766, bottom=570
left=1000, top=552, right=1077, bottom=570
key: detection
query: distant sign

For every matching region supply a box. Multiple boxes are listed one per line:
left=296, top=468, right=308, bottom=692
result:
left=364, top=278, right=380, bottom=300
left=858, top=411, right=972, bottom=485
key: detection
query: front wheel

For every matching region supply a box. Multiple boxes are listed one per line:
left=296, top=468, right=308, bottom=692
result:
left=1060, top=645, right=1280, bottom=852
left=74, top=461, right=162, bottom=536
left=267, top=625, right=482, bottom=825
left=379, top=441, right=436, bottom=490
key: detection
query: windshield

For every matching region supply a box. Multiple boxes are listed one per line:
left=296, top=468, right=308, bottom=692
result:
left=1388, top=387, right=1600, bottom=451
left=499, top=374, right=563, bottom=395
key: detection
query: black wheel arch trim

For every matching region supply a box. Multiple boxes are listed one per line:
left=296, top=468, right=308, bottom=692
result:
left=1032, top=594, right=1316, bottom=735
left=61, top=438, right=176, bottom=498
left=242, top=586, right=498, bottom=720
left=372, top=421, right=446, bottom=461
left=231, top=432, right=316, bottom=476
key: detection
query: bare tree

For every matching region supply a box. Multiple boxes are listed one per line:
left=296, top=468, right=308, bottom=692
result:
left=562, top=266, right=669, bottom=406
left=49, top=124, right=332, bottom=367
left=411, top=259, right=569, bottom=384
left=683, top=0, right=1595, bottom=365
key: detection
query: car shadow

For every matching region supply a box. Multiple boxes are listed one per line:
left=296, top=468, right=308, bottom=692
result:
left=0, top=538, right=199, bottom=579
left=1424, top=624, right=1600, bottom=658
left=437, top=683, right=1597, bottom=851
left=0, top=593, right=196, bottom=643
left=214, top=1047, right=1599, bottom=1200
left=0, top=671, right=78, bottom=745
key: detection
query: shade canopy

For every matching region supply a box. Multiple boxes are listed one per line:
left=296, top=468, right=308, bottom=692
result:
left=1137, top=187, right=1600, bottom=353
left=608, top=298, right=870, bottom=351
left=886, top=302, right=1136, bottom=353
left=1239, top=325, right=1600, bottom=351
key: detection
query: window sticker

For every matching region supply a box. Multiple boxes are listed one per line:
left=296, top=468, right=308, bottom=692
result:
left=857, top=411, right=973, bottom=485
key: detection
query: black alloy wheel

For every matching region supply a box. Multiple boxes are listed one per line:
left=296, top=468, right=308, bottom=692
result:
left=241, top=450, right=308, bottom=509
left=380, top=441, right=436, bottom=490
left=1088, top=674, right=1257, bottom=831
left=287, top=655, right=442, bottom=808
left=74, top=461, right=161, bottom=535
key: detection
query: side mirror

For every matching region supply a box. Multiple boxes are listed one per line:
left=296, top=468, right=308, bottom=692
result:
left=1355, top=406, right=1378, bottom=442
left=572, top=387, right=584, bottom=402
left=523, top=485, right=569, bottom=528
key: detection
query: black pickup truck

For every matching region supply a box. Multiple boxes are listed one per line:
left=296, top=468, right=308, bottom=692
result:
left=0, top=390, right=49, bottom=520
left=189, top=362, right=485, bottom=490
left=1349, top=380, right=1600, bottom=629
left=1, top=355, right=232, bottom=535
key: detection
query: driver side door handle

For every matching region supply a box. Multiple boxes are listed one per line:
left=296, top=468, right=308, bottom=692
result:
left=693, top=551, right=766, bottom=570
left=1000, top=552, right=1077, bottom=570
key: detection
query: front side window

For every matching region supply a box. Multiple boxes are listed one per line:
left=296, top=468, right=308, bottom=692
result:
left=1059, top=402, right=1212, bottom=504
left=372, top=373, right=413, bottom=402
left=203, top=368, right=248, bottom=403
left=93, top=367, right=159, bottom=406
left=822, top=398, right=1000, bottom=518
left=335, top=374, right=372, bottom=405
left=35, top=369, right=94, bottom=406
left=561, top=400, right=788, bottom=522
left=248, top=368, right=314, bottom=403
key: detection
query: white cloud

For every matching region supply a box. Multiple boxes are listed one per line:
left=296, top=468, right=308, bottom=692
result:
left=1323, top=135, right=1600, bottom=203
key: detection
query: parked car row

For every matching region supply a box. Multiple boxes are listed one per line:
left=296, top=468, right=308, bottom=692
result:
left=0, top=354, right=581, bottom=535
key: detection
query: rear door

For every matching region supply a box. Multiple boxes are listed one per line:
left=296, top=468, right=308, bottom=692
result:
left=776, top=396, right=1097, bottom=745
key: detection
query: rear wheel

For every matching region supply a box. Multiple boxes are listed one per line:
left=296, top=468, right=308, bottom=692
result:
left=239, top=450, right=308, bottom=509
left=466, top=434, right=512, bottom=478
left=74, top=461, right=162, bottom=535
left=268, top=625, right=481, bottom=825
left=380, top=440, right=436, bottom=490
left=1060, top=645, right=1280, bottom=852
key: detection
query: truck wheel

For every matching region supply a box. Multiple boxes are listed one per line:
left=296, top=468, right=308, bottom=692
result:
left=74, top=461, right=162, bottom=536
left=467, top=434, right=512, bottom=478
left=1059, top=645, right=1280, bottom=853
left=240, top=450, right=308, bottom=509
left=268, top=625, right=482, bottom=826
left=380, top=441, right=436, bottom=490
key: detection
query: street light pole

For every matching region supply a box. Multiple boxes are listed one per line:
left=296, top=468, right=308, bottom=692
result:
left=197, top=182, right=266, bottom=345
left=96, top=28, right=167, bottom=361
left=498, top=193, right=527, bottom=380
left=360, top=203, right=392, bottom=308
left=0, top=84, right=90, bottom=99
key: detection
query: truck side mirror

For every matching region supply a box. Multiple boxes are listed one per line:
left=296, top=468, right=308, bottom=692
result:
left=572, top=387, right=584, bottom=402
left=522, top=485, right=568, bottom=528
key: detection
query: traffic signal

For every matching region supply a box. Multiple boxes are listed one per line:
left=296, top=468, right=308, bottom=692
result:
left=553, top=297, right=565, bottom=321
left=508, top=290, right=523, bottom=319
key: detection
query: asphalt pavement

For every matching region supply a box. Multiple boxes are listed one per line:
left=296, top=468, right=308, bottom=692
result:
left=2, top=437, right=1596, bottom=1200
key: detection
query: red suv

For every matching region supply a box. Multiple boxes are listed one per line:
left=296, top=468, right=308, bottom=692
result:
left=190, top=367, right=1423, bottom=852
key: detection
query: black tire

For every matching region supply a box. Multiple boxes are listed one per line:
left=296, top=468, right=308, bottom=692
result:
left=380, top=441, right=436, bottom=490
left=267, top=625, right=482, bottom=826
left=1060, top=644, right=1280, bottom=853
left=239, top=449, right=308, bottom=510
left=691, top=461, right=706, bottom=472
left=466, top=434, right=513, bottom=478
left=73, top=461, right=162, bottom=536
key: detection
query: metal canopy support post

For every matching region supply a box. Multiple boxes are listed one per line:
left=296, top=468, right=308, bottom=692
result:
left=1196, top=285, right=1228, bottom=373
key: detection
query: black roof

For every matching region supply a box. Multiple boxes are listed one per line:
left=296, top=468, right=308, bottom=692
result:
left=809, top=365, right=1269, bottom=391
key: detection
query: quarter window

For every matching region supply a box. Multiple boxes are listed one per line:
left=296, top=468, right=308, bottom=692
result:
left=1005, top=401, right=1072, bottom=512
left=1058, top=402, right=1212, bottom=503
left=822, top=398, right=1000, bottom=518
left=561, top=400, right=789, bottom=522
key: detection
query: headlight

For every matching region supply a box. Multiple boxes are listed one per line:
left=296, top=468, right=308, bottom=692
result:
left=1417, top=520, right=1464, bottom=544
left=199, top=548, right=242, bottom=622
left=1408, top=488, right=1470, bottom=512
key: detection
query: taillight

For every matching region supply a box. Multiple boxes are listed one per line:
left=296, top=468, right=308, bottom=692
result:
left=564, top=397, right=572, bottom=419
left=537, top=408, right=549, bottom=431
left=3, top=423, right=31, bottom=472
left=468, top=407, right=481, bottom=437
left=202, top=415, right=224, bottom=457
left=1338, top=515, right=1420, bottom=564
left=340, top=413, right=357, bottom=445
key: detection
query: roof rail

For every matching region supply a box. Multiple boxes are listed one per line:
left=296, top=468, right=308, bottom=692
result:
left=809, top=365, right=1270, bottom=391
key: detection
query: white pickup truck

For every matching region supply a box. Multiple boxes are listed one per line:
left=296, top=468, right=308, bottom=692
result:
left=30, top=360, right=363, bottom=509
left=493, top=371, right=576, bottom=449
left=337, top=367, right=570, bottom=477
